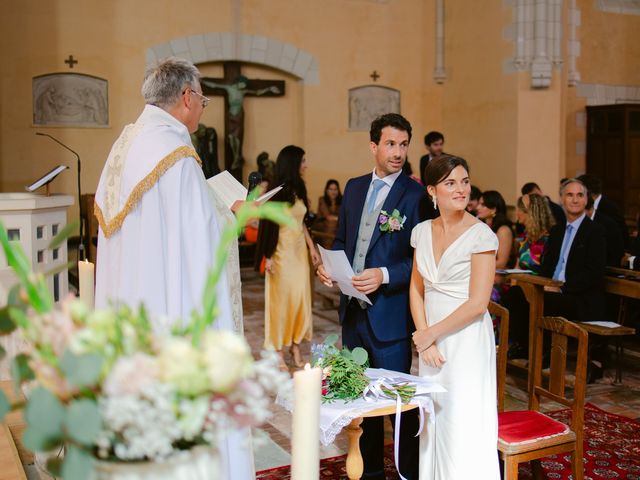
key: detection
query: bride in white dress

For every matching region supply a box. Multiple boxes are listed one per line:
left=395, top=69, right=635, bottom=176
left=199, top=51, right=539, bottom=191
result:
left=409, top=156, right=500, bottom=480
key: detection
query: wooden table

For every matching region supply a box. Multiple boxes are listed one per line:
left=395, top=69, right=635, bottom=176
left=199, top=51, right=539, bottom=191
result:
left=506, top=274, right=563, bottom=390
left=344, top=404, right=419, bottom=480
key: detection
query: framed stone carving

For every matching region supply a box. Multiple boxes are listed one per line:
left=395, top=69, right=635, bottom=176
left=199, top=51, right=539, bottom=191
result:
left=32, top=73, right=108, bottom=127
left=348, top=85, right=400, bottom=131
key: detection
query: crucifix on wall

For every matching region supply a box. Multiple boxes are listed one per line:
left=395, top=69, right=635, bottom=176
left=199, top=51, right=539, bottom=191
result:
left=201, top=62, right=285, bottom=180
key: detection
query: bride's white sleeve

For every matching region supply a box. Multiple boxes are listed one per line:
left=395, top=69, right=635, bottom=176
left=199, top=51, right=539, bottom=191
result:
left=410, top=221, right=426, bottom=249
left=471, top=223, right=499, bottom=254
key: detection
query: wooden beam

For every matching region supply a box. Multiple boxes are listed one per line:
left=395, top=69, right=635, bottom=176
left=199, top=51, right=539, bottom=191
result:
left=0, top=423, right=26, bottom=480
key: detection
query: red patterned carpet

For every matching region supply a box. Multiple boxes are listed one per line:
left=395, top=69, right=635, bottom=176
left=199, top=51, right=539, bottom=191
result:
left=256, top=403, right=640, bottom=479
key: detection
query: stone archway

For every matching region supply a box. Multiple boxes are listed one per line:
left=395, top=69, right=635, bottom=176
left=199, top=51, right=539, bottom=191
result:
left=146, top=32, right=319, bottom=85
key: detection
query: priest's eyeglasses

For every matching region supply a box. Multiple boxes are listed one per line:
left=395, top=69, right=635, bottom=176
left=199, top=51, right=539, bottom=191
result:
left=187, top=89, right=210, bottom=108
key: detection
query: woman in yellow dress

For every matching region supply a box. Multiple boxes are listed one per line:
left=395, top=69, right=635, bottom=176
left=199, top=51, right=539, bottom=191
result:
left=255, top=145, right=320, bottom=369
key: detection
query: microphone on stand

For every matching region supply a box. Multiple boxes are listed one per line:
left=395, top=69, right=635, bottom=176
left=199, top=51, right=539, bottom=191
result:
left=247, top=171, right=263, bottom=199
left=35, top=132, right=85, bottom=261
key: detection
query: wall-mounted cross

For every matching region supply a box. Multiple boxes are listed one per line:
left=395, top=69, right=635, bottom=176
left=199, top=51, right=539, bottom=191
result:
left=370, top=70, right=380, bottom=82
left=202, top=62, right=285, bottom=181
left=64, top=55, right=78, bottom=69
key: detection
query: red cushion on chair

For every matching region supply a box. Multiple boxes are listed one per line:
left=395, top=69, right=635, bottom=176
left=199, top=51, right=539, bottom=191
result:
left=498, top=410, right=570, bottom=445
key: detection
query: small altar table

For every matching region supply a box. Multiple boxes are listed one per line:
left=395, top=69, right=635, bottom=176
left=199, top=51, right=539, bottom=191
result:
left=344, top=403, right=419, bottom=480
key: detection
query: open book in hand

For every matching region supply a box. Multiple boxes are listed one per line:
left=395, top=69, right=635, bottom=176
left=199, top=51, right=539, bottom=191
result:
left=206, top=170, right=283, bottom=209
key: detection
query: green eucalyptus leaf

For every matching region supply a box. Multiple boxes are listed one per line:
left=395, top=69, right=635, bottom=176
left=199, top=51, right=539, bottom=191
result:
left=0, top=307, right=16, bottom=335
left=7, top=284, right=22, bottom=307
left=43, top=261, right=75, bottom=278
left=351, top=347, right=369, bottom=366
left=8, top=307, right=30, bottom=329
left=324, top=334, right=339, bottom=347
left=65, top=398, right=101, bottom=446
left=61, top=350, right=103, bottom=387
left=11, top=353, right=35, bottom=389
left=0, top=390, right=10, bottom=421
left=62, top=445, right=94, bottom=480
left=24, top=388, right=65, bottom=439
left=46, top=457, right=64, bottom=477
left=22, top=425, right=63, bottom=452
left=48, top=221, right=78, bottom=250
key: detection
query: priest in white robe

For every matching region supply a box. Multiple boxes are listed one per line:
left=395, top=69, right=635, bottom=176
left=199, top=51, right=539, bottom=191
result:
left=94, top=57, right=253, bottom=479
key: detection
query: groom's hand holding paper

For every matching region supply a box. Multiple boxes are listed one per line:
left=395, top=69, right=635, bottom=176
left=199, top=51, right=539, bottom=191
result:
left=318, top=246, right=372, bottom=305
left=352, top=268, right=383, bottom=295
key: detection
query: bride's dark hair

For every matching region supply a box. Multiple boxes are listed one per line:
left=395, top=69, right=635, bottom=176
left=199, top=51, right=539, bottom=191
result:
left=423, top=155, right=470, bottom=199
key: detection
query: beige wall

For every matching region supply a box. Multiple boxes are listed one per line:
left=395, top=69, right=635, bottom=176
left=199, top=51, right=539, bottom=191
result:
left=0, top=0, right=436, bottom=220
left=565, top=0, right=640, bottom=180
left=1, top=0, right=638, bottom=220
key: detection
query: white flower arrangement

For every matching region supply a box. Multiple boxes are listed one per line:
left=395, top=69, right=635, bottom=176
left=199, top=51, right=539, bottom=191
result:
left=0, top=199, right=294, bottom=479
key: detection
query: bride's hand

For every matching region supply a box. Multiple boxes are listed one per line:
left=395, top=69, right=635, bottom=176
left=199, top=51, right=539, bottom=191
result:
left=421, top=345, right=446, bottom=368
left=412, top=328, right=435, bottom=353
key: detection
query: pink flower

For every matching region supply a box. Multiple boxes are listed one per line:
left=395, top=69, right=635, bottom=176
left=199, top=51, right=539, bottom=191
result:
left=103, top=353, right=159, bottom=396
left=389, top=218, right=401, bottom=231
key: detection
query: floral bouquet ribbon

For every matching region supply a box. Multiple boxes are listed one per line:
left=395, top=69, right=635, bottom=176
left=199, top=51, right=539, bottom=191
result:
left=363, top=368, right=447, bottom=480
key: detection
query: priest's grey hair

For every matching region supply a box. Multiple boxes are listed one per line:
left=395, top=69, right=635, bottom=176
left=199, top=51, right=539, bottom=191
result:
left=141, top=57, right=201, bottom=109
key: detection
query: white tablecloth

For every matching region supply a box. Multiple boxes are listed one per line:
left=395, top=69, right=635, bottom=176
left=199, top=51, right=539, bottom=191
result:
left=277, top=368, right=446, bottom=446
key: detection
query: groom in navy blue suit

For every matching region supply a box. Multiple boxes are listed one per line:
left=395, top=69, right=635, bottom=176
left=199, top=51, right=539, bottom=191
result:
left=317, top=113, right=427, bottom=479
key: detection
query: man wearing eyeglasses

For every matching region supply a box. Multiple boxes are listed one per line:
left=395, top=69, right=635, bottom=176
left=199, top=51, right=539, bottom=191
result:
left=94, top=57, right=254, bottom=479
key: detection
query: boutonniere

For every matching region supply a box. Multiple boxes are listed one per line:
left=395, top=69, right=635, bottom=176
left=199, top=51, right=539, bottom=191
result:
left=378, top=209, right=406, bottom=233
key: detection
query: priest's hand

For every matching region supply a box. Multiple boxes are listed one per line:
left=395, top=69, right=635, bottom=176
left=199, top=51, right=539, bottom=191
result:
left=352, top=268, right=383, bottom=294
left=316, top=264, right=333, bottom=287
left=230, top=200, right=244, bottom=213
left=420, top=344, right=446, bottom=368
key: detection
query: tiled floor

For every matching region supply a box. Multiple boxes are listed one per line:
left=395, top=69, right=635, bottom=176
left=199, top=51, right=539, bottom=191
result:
left=240, top=267, right=640, bottom=471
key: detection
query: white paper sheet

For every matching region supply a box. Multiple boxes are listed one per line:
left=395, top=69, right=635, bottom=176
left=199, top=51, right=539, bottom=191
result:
left=582, top=321, right=622, bottom=328
left=496, top=269, right=534, bottom=274
left=207, top=171, right=247, bottom=209
left=318, top=246, right=372, bottom=305
left=207, top=171, right=283, bottom=209
left=256, top=184, right=283, bottom=204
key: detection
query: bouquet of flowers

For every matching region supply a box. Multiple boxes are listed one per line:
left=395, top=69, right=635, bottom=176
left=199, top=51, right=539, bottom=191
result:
left=0, top=200, right=293, bottom=479
left=311, top=334, right=369, bottom=402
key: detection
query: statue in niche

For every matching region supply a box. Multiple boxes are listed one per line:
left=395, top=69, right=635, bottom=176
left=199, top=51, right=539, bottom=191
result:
left=191, top=124, right=220, bottom=179
left=256, top=151, right=276, bottom=184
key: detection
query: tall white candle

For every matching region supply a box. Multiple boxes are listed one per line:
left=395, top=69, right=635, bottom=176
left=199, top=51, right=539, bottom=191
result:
left=291, top=363, right=322, bottom=480
left=78, top=259, right=95, bottom=309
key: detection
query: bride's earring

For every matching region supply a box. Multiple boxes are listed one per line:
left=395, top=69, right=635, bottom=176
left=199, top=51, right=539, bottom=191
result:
left=432, top=196, right=437, bottom=210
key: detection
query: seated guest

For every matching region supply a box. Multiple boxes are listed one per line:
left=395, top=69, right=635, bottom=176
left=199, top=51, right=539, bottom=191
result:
left=505, top=179, right=607, bottom=362
left=628, top=232, right=640, bottom=270
left=419, top=130, right=446, bottom=185
left=476, top=190, right=514, bottom=270
left=477, top=190, right=514, bottom=304
left=466, top=185, right=482, bottom=216
left=521, top=181, right=565, bottom=226
left=585, top=195, right=623, bottom=267
left=514, top=193, right=555, bottom=271
left=578, top=173, right=629, bottom=249
left=315, top=179, right=342, bottom=248
left=402, top=160, right=423, bottom=185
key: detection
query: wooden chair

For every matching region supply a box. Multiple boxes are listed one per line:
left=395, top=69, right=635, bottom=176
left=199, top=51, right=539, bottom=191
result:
left=488, top=301, right=510, bottom=413
left=498, top=316, right=588, bottom=480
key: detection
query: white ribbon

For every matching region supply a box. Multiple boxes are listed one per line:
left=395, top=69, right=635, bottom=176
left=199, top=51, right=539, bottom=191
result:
left=362, top=377, right=427, bottom=480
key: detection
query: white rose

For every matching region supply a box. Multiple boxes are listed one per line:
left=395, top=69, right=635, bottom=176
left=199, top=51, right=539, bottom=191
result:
left=201, top=331, right=252, bottom=393
left=158, top=338, right=209, bottom=396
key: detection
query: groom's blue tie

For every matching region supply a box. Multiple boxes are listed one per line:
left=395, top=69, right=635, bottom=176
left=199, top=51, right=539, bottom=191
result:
left=367, top=179, right=386, bottom=213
